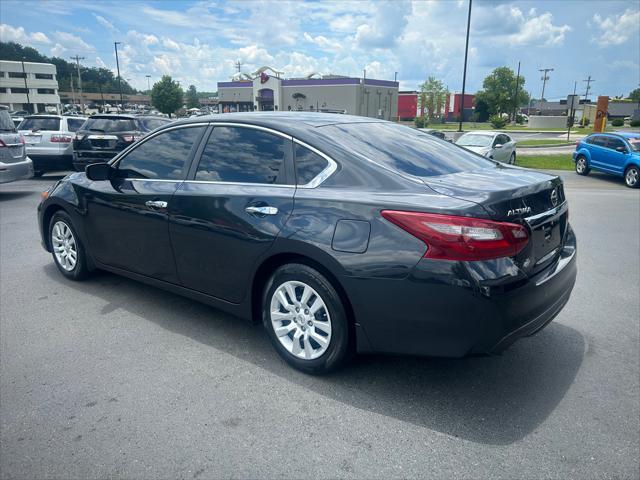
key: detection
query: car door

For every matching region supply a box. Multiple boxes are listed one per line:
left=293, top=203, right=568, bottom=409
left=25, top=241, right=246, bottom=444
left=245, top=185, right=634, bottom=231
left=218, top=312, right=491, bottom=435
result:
left=82, top=125, right=206, bottom=282
left=587, top=135, right=609, bottom=170
left=169, top=124, right=295, bottom=303
left=602, top=137, right=629, bottom=174
left=492, top=134, right=508, bottom=162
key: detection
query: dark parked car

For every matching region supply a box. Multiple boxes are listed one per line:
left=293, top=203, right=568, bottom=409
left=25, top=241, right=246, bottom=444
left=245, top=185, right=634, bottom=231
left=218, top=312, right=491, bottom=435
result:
left=72, top=114, right=171, bottom=171
left=38, top=113, right=577, bottom=373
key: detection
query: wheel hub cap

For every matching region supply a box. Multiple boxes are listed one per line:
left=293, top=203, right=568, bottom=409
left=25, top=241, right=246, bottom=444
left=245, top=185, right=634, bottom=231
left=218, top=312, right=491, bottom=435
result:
left=270, top=280, right=332, bottom=360
left=51, top=221, right=77, bottom=272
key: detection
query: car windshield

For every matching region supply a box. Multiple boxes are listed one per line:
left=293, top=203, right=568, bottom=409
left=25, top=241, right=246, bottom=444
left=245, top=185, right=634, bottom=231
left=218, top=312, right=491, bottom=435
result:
left=18, top=117, right=61, bottom=131
left=322, top=122, right=495, bottom=178
left=66, top=118, right=86, bottom=132
left=456, top=134, right=493, bottom=147
left=0, top=110, right=15, bottom=131
left=627, top=137, right=640, bottom=152
left=82, top=117, right=137, bottom=133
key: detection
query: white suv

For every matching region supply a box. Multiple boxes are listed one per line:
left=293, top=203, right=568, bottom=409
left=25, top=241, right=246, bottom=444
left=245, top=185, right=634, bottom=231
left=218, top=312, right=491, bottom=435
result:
left=18, top=115, right=87, bottom=176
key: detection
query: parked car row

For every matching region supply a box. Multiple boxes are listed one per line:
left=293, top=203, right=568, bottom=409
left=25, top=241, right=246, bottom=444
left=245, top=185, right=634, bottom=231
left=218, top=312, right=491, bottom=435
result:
left=16, top=113, right=172, bottom=176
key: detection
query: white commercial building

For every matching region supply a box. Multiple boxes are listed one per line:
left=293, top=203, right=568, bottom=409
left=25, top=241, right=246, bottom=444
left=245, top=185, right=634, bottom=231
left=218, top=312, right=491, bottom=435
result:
left=0, top=60, right=61, bottom=113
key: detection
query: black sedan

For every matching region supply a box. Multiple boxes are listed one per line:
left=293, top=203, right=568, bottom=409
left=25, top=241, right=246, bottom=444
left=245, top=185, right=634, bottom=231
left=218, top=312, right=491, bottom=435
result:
left=72, top=114, right=171, bottom=172
left=38, top=113, right=577, bottom=373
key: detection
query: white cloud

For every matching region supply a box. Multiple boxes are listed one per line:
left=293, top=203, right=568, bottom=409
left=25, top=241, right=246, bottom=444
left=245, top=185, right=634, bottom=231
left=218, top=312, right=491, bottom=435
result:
left=0, top=24, right=51, bottom=44
left=93, top=14, right=117, bottom=32
left=509, top=11, right=571, bottom=46
left=355, top=1, right=411, bottom=49
left=162, top=37, right=181, bottom=51
left=303, top=32, right=342, bottom=52
left=591, top=9, right=640, bottom=46
left=53, top=31, right=95, bottom=53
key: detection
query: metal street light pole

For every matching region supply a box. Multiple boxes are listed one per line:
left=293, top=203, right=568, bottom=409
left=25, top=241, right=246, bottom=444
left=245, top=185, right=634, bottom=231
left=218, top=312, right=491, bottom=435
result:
left=146, top=75, right=151, bottom=92
left=458, top=0, right=472, bottom=132
left=114, top=42, right=124, bottom=112
left=512, top=61, right=520, bottom=123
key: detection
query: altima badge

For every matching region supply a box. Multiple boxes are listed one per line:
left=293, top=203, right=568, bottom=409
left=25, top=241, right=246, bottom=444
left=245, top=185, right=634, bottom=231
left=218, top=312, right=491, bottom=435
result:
left=507, top=206, right=531, bottom=216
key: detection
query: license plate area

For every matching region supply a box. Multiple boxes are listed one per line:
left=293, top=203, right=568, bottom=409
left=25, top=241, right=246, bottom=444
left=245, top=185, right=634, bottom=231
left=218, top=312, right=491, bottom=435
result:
left=527, top=208, right=568, bottom=272
left=24, top=135, right=42, bottom=144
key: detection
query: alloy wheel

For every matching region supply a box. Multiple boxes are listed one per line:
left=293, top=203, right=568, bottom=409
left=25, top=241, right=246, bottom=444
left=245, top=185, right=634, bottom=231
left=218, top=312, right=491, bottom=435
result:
left=626, top=167, right=638, bottom=187
left=51, top=220, right=77, bottom=271
left=270, top=280, right=332, bottom=360
left=576, top=158, right=586, bottom=174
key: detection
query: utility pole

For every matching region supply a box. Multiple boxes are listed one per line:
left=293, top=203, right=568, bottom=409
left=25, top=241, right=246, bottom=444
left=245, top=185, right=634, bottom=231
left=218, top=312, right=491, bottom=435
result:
left=512, top=61, right=521, bottom=123
left=539, top=68, right=553, bottom=102
left=583, top=75, right=594, bottom=102
left=114, top=42, right=124, bottom=112
left=70, top=76, right=76, bottom=110
left=394, top=72, right=398, bottom=82
left=20, top=58, right=32, bottom=113
left=70, top=55, right=85, bottom=113
left=235, top=60, right=242, bottom=73
left=458, top=0, right=472, bottom=132
left=146, top=75, right=151, bottom=92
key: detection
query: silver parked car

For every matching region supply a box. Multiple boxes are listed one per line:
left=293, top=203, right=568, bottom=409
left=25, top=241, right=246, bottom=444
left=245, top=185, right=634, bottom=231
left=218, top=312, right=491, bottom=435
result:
left=455, top=131, right=517, bottom=164
left=18, top=114, right=87, bottom=176
left=0, top=106, right=33, bottom=184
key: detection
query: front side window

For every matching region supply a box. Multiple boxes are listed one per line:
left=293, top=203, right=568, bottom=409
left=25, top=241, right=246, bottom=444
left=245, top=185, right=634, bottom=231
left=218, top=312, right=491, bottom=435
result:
left=627, top=137, right=640, bottom=152
left=294, top=143, right=328, bottom=185
left=195, top=126, right=287, bottom=184
left=606, top=137, right=626, bottom=151
left=117, top=126, right=204, bottom=180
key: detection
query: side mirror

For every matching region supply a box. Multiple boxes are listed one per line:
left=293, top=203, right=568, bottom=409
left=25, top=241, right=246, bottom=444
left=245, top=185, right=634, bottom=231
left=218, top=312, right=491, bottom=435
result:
left=85, top=162, right=113, bottom=181
left=494, top=143, right=503, bottom=149
left=616, top=146, right=628, bottom=153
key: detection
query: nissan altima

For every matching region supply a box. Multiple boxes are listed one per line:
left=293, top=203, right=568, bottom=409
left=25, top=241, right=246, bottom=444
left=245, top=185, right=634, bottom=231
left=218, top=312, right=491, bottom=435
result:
left=37, top=113, right=577, bottom=374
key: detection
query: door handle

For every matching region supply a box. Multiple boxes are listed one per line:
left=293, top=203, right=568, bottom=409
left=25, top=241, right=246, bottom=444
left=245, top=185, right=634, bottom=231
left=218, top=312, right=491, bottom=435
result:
left=245, top=205, right=278, bottom=216
left=145, top=200, right=168, bottom=209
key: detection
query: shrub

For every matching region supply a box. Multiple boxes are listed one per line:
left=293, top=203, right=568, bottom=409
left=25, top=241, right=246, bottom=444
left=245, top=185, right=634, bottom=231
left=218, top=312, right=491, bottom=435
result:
left=414, top=116, right=428, bottom=128
left=489, top=114, right=507, bottom=129
left=630, top=119, right=640, bottom=127
left=580, top=117, right=590, bottom=127
left=611, top=118, right=624, bottom=127
left=515, top=114, right=525, bottom=124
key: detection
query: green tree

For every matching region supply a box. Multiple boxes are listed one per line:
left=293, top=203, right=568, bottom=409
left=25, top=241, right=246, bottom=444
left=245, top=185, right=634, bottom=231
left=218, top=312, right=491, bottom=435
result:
left=151, top=76, right=183, bottom=117
left=473, top=97, right=490, bottom=122
left=629, top=88, right=640, bottom=102
left=186, top=85, right=200, bottom=109
left=475, top=67, right=529, bottom=119
left=419, top=76, right=449, bottom=120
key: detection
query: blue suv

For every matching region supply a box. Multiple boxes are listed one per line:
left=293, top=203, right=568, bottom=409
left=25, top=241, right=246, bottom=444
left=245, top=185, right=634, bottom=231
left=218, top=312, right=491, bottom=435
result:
left=573, top=132, right=640, bottom=188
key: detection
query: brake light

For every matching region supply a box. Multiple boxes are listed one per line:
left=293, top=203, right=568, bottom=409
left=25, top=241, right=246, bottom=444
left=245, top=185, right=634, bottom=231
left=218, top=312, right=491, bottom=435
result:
left=50, top=134, right=72, bottom=143
left=122, top=134, right=142, bottom=143
left=381, top=210, right=529, bottom=261
left=20, top=135, right=25, bottom=145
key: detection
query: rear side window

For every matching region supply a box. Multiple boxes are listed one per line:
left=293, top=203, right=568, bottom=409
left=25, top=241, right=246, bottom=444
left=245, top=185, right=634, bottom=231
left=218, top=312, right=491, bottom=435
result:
left=82, top=117, right=137, bottom=133
left=294, top=143, right=328, bottom=185
left=66, top=118, right=86, bottom=132
left=195, top=126, right=287, bottom=184
left=324, top=122, right=495, bottom=178
left=116, top=126, right=204, bottom=180
left=19, top=117, right=60, bottom=131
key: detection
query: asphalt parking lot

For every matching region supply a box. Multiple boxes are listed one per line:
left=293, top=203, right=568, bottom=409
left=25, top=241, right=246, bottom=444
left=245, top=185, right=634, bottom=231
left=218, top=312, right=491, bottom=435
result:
left=1, top=171, right=639, bottom=479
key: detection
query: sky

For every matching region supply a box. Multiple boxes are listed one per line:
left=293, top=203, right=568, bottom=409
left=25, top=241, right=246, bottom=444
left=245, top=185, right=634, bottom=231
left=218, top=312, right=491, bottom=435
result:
left=1, top=0, right=639, bottom=99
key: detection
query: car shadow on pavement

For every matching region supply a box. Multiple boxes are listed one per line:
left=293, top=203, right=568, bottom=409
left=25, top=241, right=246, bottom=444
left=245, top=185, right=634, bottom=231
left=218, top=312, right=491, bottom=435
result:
left=0, top=191, right=36, bottom=201
left=43, top=264, right=585, bottom=446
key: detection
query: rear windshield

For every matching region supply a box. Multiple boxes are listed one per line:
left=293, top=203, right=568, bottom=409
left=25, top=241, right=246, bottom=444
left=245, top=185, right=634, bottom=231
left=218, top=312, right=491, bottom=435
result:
left=138, top=117, right=170, bottom=131
left=0, top=110, right=14, bottom=131
left=82, top=117, right=137, bottom=133
left=322, top=122, right=495, bottom=177
left=66, top=118, right=86, bottom=132
left=19, top=117, right=61, bottom=131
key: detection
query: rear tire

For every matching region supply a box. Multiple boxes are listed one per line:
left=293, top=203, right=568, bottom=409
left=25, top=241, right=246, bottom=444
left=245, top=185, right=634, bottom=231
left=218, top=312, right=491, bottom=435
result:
left=262, top=263, right=351, bottom=374
left=49, top=211, right=90, bottom=281
left=575, top=155, right=590, bottom=175
left=624, top=165, right=639, bottom=188
left=509, top=152, right=516, bottom=165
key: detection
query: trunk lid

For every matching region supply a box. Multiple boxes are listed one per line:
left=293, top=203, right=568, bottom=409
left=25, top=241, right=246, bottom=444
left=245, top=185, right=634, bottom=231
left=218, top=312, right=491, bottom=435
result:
left=422, top=165, right=568, bottom=276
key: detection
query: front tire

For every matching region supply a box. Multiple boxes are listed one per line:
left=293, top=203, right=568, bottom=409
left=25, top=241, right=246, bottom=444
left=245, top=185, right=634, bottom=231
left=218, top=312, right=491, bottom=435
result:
left=49, top=211, right=90, bottom=280
left=262, top=264, right=351, bottom=374
left=625, top=165, right=639, bottom=188
left=575, top=155, right=590, bottom=175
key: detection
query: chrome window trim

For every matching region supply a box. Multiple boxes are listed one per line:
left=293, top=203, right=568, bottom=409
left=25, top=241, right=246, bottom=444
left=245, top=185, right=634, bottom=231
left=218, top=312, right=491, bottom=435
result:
left=182, top=180, right=296, bottom=188
left=292, top=137, right=338, bottom=189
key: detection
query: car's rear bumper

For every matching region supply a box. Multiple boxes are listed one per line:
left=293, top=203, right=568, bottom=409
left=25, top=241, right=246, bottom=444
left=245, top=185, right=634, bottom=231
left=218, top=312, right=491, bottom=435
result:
left=346, top=225, right=578, bottom=357
left=29, top=154, right=73, bottom=172
left=0, top=157, right=33, bottom=184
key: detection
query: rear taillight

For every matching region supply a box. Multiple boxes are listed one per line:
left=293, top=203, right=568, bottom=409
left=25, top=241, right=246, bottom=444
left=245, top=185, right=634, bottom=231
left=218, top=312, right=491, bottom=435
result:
left=0, top=139, right=6, bottom=148
left=20, top=135, right=25, bottom=145
left=381, top=210, right=529, bottom=261
left=122, top=134, right=142, bottom=143
left=50, top=134, right=72, bottom=143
